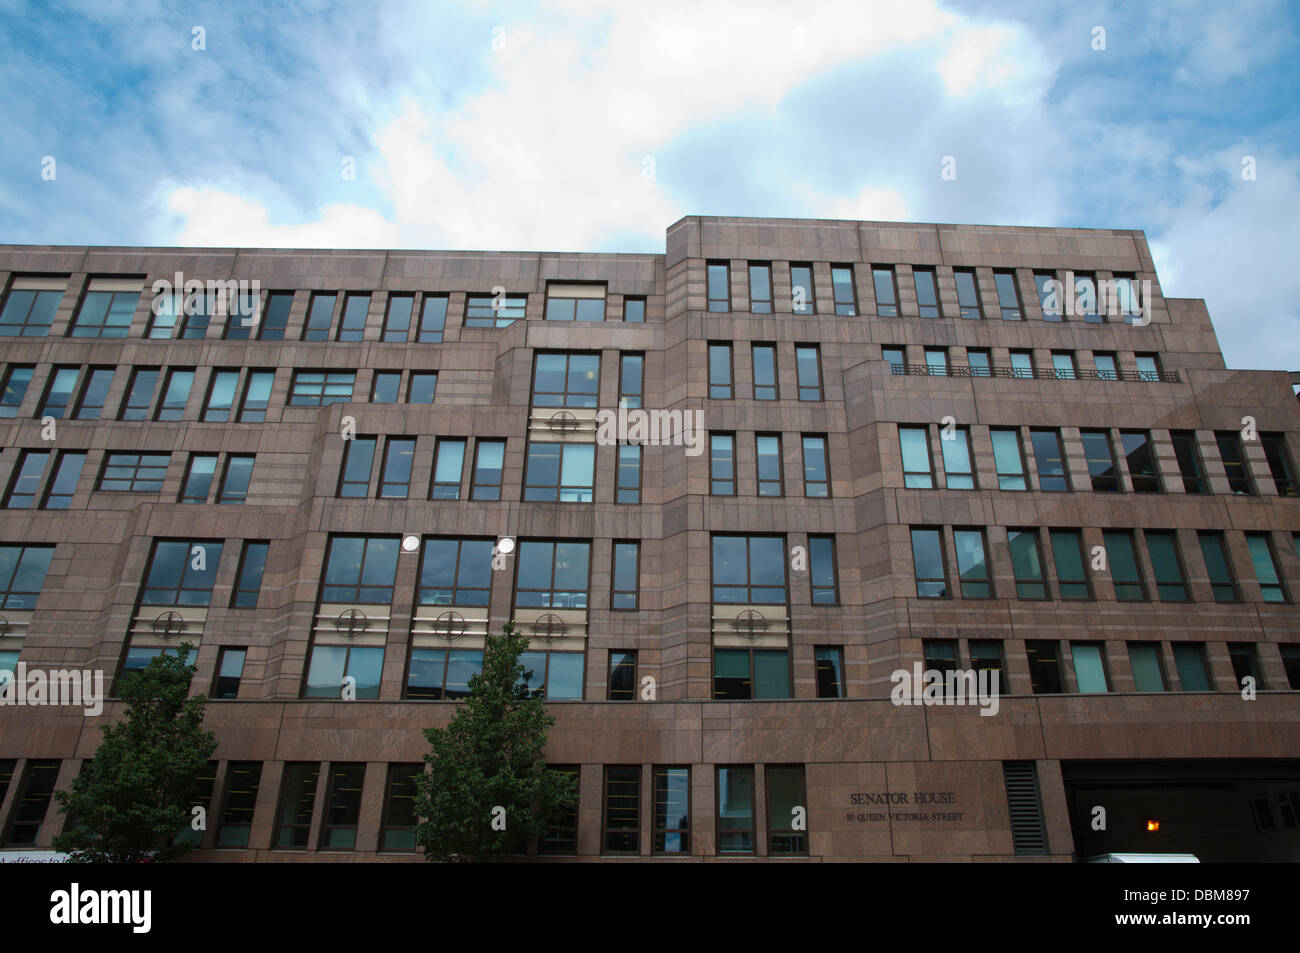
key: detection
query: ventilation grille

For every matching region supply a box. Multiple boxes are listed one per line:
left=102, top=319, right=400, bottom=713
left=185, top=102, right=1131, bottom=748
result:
left=1003, top=761, right=1048, bottom=855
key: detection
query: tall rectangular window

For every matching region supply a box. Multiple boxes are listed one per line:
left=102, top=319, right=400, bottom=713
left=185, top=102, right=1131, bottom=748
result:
left=180, top=454, right=218, bottom=503
left=1104, top=530, right=1147, bottom=600
left=154, top=368, right=194, bottom=421
left=0, top=545, right=55, bottom=609
left=924, top=640, right=958, bottom=682
left=0, top=283, right=61, bottom=336
left=418, top=294, right=448, bottom=341
left=337, top=293, right=371, bottom=341
left=711, top=534, right=786, bottom=604
left=514, top=540, right=590, bottom=609
left=379, top=438, right=415, bottom=498
left=954, top=268, right=981, bottom=319
left=1050, top=529, right=1090, bottom=599
left=1281, top=643, right=1300, bottom=690
left=1093, top=352, right=1118, bottom=379
left=991, top=428, right=1027, bottom=490
left=1080, top=430, right=1119, bottom=491
left=1051, top=351, right=1076, bottom=380
left=70, top=287, right=138, bottom=337
left=752, top=344, right=777, bottom=400
left=322, top=764, right=366, bottom=849
left=1145, top=531, right=1189, bottom=601
left=380, top=765, right=423, bottom=852
left=383, top=294, right=414, bottom=341
left=994, top=270, right=1021, bottom=319
left=603, top=766, right=640, bottom=853
left=257, top=291, right=292, bottom=341
left=3, top=760, right=61, bottom=846
left=1075, top=273, right=1099, bottom=323
left=1008, top=529, right=1047, bottom=599
left=622, top=296, right=646, bottom=323
left=1198, top=532, right=1238, bottom=602
left=608, top=651, right=637, bottom=700
left=523, top=441, right=594, bottom=502
left=941, top=427, right=976, bottom=489
left=831, top=265, right=856, bottom=315
left=407, top=372, right=437, bottom=404
left=42, top=451, right=85, bottom=509
left=430, top=438, right=466, bottom=500
left=653, top=767, right=690, bottom=854
left=274, top=763, right=320, bottom=848
left=748, top=263, right=772, bottom=313
left=220, top=290, right=255, bottom=340
left=216, top=762, right=261, bottom=848
left=910, top=528, right=947, bottom=598
left=1246, top=533, right=1286, bottom=602
left=1134, top=353, right=1162, bottom=381
left=913, top=268, right=940, bottom=318
left=883, top=346, right=906, bottom=374
left=801, top=435, right=829, bottom=497
left=953, top=529, right=991, bottom=598
left=232, top=541, right=269, bottom=608
left=710, top=433, right=735, bottom=495
left=1261, top=433, right=1296, bottom=496
left=217, top=455, right=254, bottom=504
left=809, top=535, right=838, bottom=604
left=1071, top=643, right=1109, bottom=693
left=72, top=367, right=113, bottom=420
left=238, top=370, right=274, bottom=422
left=1216, top=432, right=1254, bottom=494
left=531, top=352, right=600, bottom=408
left=900, top=426, right=934, bottom=489
left=706, top=262, right=730, bottom=312
left=1171, top=430, right=1206, bottom=493
left=612, top=541, right=639, bottom=610
left=370, top=371, right=400, bottom=403
left=213, top=647, right=246, bottom=698
left=815, top=646, right=845, bottom=698
left=39, top=366, right=79, bottom=419
left=756, top=434, right=783, bottom=496
left=202, top=369, right=240, bottom=422
left=470, top=439, right=504, bottom=500
left=970, top=641, right=1006, bottom=686
left=1121, top=431, right=1160, bottom=492
left=717, top=766, right=755, bottom=855
left=1035, top=271, right=1061, bottom=321
left=337, top=437, right=376, bottom=498
left=1128, top=643, right=1166, bottom=692
left=0, top=365, right=34, bottom=417
left=872, top=266, right=898, bottom=316
left=1026, top=641, right=1063, bottom=694
left=766, top=766, right=807, bottom=855
left=924, top=348, right=948, bottom=376
left=98, top=452, right=169, bottom=492
left=616, top=444, right=641, bottom=504
left=465, top=292, right=525, bottom=327
left=967, top=349, right=991, bottom=377
left=4, top=450, right=48, bottom=509
left=1008, top=350, right=1034, bottom=378
left=303, top=292, right=336, bottom=340
left=708, top=343, right=733, bottom=398
left=1030, top=429, right=1070, bottom=491
left=795, top=345, right=822, bottom=400
left=1173, top=643, right=1213, bottom=691
left=789, top=264, right=814, bottom=314
left=619, top=353, right=643, bottom=409
left=1228, top=643, right=1264, bottom=690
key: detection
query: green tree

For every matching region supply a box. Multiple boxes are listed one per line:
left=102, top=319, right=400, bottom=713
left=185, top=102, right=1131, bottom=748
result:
left=52, top=643, right=218, bottom=862
left=413, top=623, right=578, bottom=862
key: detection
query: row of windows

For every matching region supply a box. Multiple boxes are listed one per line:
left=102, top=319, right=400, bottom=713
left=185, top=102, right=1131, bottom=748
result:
left=909, top=526, right=1297, bottom=604
left=1, top=451, right=256, bottom=508
left=883, top=345, right=1172, bottom=382
left=707, top=261, right=1148, bottom=324
left=899, top=424, right=1296, bottom=497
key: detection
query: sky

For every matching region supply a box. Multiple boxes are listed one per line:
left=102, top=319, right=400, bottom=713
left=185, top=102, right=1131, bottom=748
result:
left=0, top=0, right=1297, bottom=372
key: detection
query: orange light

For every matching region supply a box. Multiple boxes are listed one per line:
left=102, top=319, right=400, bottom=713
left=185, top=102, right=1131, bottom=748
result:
left=1146, top=820, right=1160, bottom=832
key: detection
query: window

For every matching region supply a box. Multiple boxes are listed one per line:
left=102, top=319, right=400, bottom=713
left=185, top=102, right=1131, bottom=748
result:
left=1134, top=353, right=1161, bottom=381
left=1094, top=352, right=1118, bottom=380
left=381, top=765, right=423, bottom=851
left=0, top=545, right=54, bottom=609
left=1008, top=350, right=1034, bottom=378
left=1104, top=530, right=1146, bottom=601
left=815, top=646, right=845, bottom=698
left=514, top=540, right=590, bottom=609
left=924, top=348, right=948, bottom=376
left=1216, top=431, right=1253, bottom=494
left=967, top=349, right=991, bottom=377
left=321, top=764, right=366, bottom=849
left=236, top=370, right=274, bottom=423
left=883, top=346, right=905, bottom=375
left=523, top=441, right=594, bottom=502
left=370, top=371, right=400, bottom=403
left=831, top=265, right=856, bottom=315
left=417, top=537, right=492, bottom=608
left=406, top=648, right=483, bottom=699
left=42, top=451, right=85, bottom=509
left=532, top=352, right=600, bottom=408
left=924, top=639, right=958, bottom=680
left=274, top=763, right=321, bottom=848
left=1075, top=272, right=1099, bottom=322
left=941, top=427, right=976, bottom=489
left=710, top=433, right=735, bottom=495
left=713, top=648, right=790, bottom=699
left=1080, top=430, right=1119, bottom=491
left=470, top=439, right=505, bottom=500
left=751, top=344, right=777, bottom=399
left=706, top=262, right=730, bottom=312
left=1262, top=433, right=1296, bottom=496
left=1228, top=643, right=1264, bottom=690
left=900, top=426, right=934, bottom=489
left=1121, top=431, right=1160, bottom=492
left=257, top=291, right=292, bottom=341
left=708, top=343, right=732, bottom=399
left=952, top=529, right=991, bottom=598
left=1109, top=275, right=1140, bottom=322
left=465, top=292, right=526, bottom=328
left=748, top=263, right=772, bottom=313
left=616, top=444, right=641, bottom=504
left=212, top=648, right=246, bottom=700
left=378, top=438, right=415, bottom=498
left=1050, top=352, right=1076, bottom=380
left=3, top=760, right=60, bottom=846
left=383, top=294, right=414, bottom=341
left=290, top=370, right=354, bottom=406
left=149, top=368, right=192, bottom=422
left=98, top=452, right=168, bottom=492
left=603, top=766, right=640, bottom=853
left=767, top=766, right=807, bottom=855
left=337, top=294, right=370, bottom=341
left=970, top=641, right=1006, bottom=686
left=418, top=294, right=448, bottom=341
left=201, top=370, right=239, bottom=422
left=304, top=644, right=383, bottom=699
left=991, top=428, right=1027, bottom=490
left=618, top=353, right=642, bottom=409
left=516, top=650, right=583, bottom=700
left=612, top=541, right=639, bottom=610
left=872, top=266, right=898, bottom=316
left=809, top=535, right=838, bottom=604
left=1008, top=529, right=1047, bottom=599
left=789, top=264, right=814, bottom=314
left=717, top=765, right=755, bottom=854
left=140, top=539, right=223, bottom=606
left=303, top=292, right=337, bottom=340
left=1281, top=644, right=1300, bottom=691
left=216, top=762, right=261, bottom=848
left=711, top=534, right=786, bottom=604
left=147, top=289, right=181, bottom=339
left=0, top=282, right=61, bottom=336
left=608, top=651, right=637, bottom=700
left=1145, top=531, right=1188, bottom=601
left=795, top=345, right=822, bottom=400
left=1128, top=643, right=1166, bottom=692
left=913, top=268, right=940, bottom=318
left=72, top=367, right=113, bottom=420
left=623, top=296, right=646, bottom=323
left=1197, top=532, right=1238, bottom=602
left=994, top=270, right=1021, bottom=319
left=1026, top=641, right=1063, bottom=694
left=179, top=454, right=218, bottom=503
left=430, top=438, right=466, bottom=500
left=221, top=290, right=256, bottom=340
left=337, top=437, right=376, bottom=497
left=1171, top=431, right=1206, bottom=493
left=545, top=284, right=605, bottom=322
left=1071, top=643, right=1109, bottom=693
left=4, top=450, right=48, bottom=509
left=954, top=268, right=982, bottom=319
left=651, top=767, right=690, bottom=854
left=801, top=435, right=829, bottom=497
left=756, top=434, right=783, bottom=496
left=0, top=365, right=34, bottom=417
left=1035, top=271, right=1061, bottom=321
left=1050, top=530, right=1090, bottom=599
left=910, top=528, right=947, bottom=598
left=173, top=762, right=217, bottom=848
left=319, top=536, right=399, bottom=606
left=1173, top=643, right=1213, bottom=691
left=231, top=541, right=268, bottom=609
left=1246, top=533, right=1286, bottom=602
left=38, top=366, right=79, bottom=418
left=1030, top=429, right=1070, bottom=491
left=70, top=286, right=138, bottom=337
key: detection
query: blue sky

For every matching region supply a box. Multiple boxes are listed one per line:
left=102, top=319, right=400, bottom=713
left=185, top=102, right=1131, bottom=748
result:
left=1, top=0, right=1297, bottom=371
